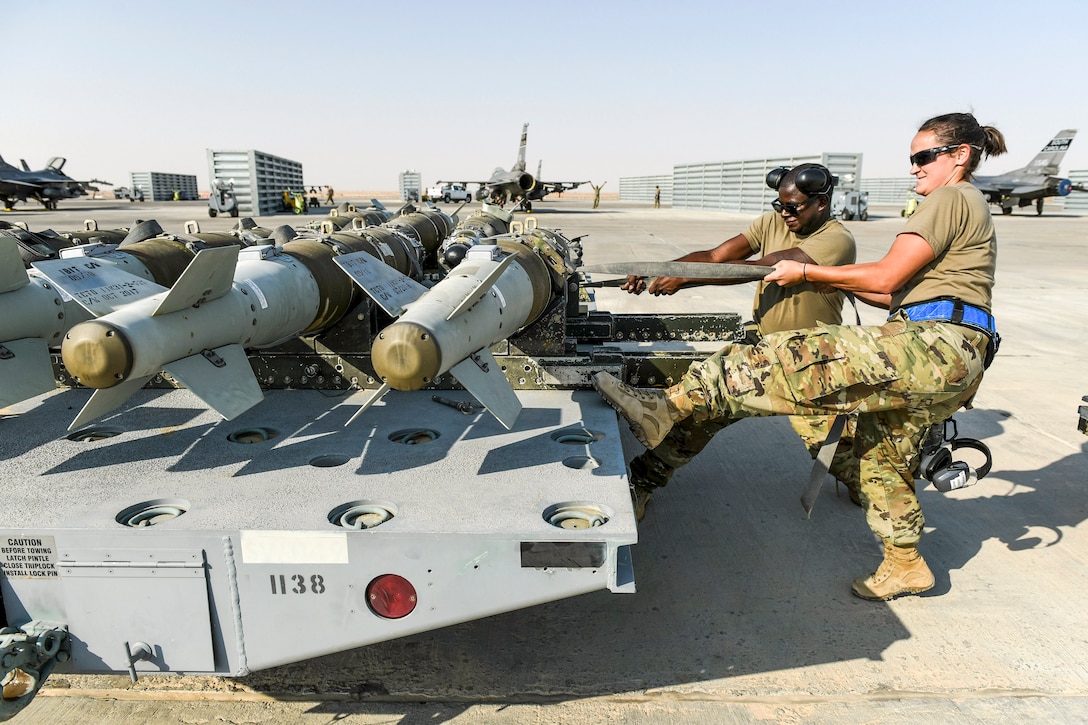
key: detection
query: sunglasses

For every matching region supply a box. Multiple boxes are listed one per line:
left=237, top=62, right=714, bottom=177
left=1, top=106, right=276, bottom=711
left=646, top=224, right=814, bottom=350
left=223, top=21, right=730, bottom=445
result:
left=771, top=197, right=817, bottom=216
left=909, top=143, right=971, bottom=167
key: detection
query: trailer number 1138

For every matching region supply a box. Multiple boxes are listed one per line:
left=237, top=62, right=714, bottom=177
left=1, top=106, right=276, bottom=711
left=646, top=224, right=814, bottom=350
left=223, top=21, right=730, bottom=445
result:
left=270, top=573, right=327, bottom=594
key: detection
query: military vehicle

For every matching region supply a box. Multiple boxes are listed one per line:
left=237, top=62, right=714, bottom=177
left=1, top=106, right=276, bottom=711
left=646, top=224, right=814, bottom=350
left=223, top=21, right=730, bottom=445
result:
left=208, top=180, right=238, bottom=218
left=425, top=183, right=472, bottom=203
left=0, top=202, right=741, bottom=720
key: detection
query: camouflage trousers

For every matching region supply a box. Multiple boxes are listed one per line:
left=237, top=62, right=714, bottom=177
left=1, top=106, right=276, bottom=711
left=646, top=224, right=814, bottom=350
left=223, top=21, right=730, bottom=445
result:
left=650, top=315, right=988, bottom=545
left=630, top=332, right=862, bottom=502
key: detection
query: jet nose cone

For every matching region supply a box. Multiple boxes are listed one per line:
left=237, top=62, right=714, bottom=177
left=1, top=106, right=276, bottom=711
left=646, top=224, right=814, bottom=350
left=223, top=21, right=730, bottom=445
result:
left=61, top=320, right=134, bottom=389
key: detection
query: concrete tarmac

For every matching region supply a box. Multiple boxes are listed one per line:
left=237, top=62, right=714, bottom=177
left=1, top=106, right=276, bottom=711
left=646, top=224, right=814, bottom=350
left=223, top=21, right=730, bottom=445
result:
left=4, top=197, right=1088, bottom=723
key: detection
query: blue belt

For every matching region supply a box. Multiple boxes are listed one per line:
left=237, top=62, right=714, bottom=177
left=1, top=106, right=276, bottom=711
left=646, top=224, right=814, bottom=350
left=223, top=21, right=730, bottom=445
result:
left=894, top=297, right=1000, bottom=366
left=896, top=298, right=996, bottom=336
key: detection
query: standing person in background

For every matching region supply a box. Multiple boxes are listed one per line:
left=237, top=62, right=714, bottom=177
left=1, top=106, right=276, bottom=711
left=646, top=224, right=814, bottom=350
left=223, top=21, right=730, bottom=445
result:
left=591, top=181, right=606, bottom=209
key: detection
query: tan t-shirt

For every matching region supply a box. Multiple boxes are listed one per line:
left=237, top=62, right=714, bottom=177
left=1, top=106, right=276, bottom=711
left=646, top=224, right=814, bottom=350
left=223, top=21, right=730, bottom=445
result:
left=892, top=182, right=995, bottom=313
left=743, top=212, right=856, bottom=334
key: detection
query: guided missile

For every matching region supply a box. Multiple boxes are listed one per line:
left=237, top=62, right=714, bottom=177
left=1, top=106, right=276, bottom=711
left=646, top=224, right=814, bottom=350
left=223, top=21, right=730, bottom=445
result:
left=3, top=208, right=452, bottom=411
left=336, top=225, right=576, bottom=428
left=33, top=208, right=456, bottom=429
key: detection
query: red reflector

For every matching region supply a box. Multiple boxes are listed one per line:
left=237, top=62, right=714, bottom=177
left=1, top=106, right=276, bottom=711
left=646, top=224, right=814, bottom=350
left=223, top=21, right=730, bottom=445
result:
left=366, top=574, right=417, bottom=619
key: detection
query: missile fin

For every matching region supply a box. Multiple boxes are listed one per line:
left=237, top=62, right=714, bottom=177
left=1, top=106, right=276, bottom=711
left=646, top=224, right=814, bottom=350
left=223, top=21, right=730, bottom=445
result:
left=0, top=338, right=55, bottom=408
left=449, top=348, right=521, bottom=429
left=31, top=257, right=166, bottom=317
left=162, top=343, right=263, bottom=420
left=152, top=246, right=240, bottom=317
left=0, top=236, right=31, bottom=294
left=333, top=251, right=428, bottom=318
left=445, top=254, right=516, bottom=321
left=68, top=374, right=154, bottom=431
left=344, top=382, right=391, bottom=427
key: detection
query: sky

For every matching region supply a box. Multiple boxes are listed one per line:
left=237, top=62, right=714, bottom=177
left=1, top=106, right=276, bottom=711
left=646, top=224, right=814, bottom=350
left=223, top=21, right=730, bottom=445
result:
left=7, top=0, right=1088, bottom=193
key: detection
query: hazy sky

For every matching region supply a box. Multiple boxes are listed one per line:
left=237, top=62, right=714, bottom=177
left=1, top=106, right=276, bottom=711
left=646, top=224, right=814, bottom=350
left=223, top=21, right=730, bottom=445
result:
left=7, top=0, right=1088, bottom=192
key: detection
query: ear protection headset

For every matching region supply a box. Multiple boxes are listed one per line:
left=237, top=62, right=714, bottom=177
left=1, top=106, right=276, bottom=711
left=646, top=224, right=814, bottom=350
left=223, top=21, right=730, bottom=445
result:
left=765, top=165, right=836, bottom=197
left=917, top=419, right=993, bottom=493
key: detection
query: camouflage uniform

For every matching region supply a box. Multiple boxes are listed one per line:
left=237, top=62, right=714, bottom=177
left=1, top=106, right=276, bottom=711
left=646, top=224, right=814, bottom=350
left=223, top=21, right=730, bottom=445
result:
left=630, top=331, right=861, bottom=497
left=676, top=314, right=988, bottom=544
left=629, top=212, right=860, bottom=497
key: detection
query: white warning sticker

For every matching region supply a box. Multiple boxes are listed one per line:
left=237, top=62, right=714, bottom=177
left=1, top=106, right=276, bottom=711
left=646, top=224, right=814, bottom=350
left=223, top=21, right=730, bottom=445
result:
left=0, top=535, right=59, bottom=578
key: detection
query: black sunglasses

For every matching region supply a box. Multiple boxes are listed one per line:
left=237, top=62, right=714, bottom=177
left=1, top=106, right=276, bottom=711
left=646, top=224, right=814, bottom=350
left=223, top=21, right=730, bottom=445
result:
left=771, top=197, right=817, bottom=216
left=909, top=144, right=965, bottom=167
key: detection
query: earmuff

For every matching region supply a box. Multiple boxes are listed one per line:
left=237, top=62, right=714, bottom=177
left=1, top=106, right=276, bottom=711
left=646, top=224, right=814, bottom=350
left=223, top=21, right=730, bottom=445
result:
left=918, top=420, right=993, bottom=492
left=765, top=165, right=836, bottom=196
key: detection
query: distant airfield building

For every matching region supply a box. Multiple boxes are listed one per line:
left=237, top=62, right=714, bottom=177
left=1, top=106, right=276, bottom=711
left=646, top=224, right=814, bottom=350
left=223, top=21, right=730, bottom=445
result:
left=130, top=172, right=199, bottom=202
left=619, top=175, right=672, bottom=205
left=399, top=170, right=422, bottom=201
left=859, top=177, right=920, bottom=205
left=206, top=149, right=304, bottom=216
left=621, top=153, right=863, bottom=213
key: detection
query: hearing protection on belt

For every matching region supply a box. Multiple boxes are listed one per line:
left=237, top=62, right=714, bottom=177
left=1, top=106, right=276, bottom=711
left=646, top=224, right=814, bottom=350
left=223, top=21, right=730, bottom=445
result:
left=765, top=165, right=836, bottom=196
left=917, top=418, right=993, bottom=493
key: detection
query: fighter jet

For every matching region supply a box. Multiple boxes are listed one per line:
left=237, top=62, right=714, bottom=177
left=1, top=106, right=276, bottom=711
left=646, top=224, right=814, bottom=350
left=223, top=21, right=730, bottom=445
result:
left=971, top=129, right=1086, bottom=215
left=439, top=123, right=587, bottom=211
left=0, top=155, right=104, bottom=211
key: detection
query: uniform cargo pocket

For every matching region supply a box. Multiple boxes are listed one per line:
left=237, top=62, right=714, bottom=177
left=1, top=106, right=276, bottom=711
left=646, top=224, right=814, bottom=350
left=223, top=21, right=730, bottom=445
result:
left=773, top=327, right=899, bottom=402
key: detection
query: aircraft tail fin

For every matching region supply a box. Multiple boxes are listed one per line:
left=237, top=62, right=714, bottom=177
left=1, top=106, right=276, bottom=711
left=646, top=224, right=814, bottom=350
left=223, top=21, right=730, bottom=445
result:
left=514, top=122, right=529, bottom=172
left=0, top=236, right=30, bottom=294
left=69, top=374, right=153, bottom=431
left=1022, top=129, right=1077, bottom=175
left=163, top=344, right=264, bottom=420
left=151, top=246, right=239, bottom=317
left=31, top=257, right=167, bottom=317
left=333, top=250, right=429, bottom=318
left=20, top=160, right=30, bottom=172
left=449, top=348, right=522, bottom=429
left=0, top=338, right=56, bottom=409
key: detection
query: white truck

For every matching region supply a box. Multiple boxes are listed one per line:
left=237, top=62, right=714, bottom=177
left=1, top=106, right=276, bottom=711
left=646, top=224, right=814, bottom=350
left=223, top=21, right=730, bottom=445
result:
left=426, top=183, right=473, bottom=203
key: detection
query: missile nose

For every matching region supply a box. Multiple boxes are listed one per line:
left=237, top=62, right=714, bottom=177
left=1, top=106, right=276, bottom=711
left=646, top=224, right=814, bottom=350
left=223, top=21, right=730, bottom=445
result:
left=372, top=321, right=440, bottom=391
left=61, top=320, right=134, bottom=389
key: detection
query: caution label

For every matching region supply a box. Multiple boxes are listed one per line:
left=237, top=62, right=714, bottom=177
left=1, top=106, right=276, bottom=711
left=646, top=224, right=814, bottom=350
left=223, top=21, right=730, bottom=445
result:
left=0, top=535, right=58, bottom=579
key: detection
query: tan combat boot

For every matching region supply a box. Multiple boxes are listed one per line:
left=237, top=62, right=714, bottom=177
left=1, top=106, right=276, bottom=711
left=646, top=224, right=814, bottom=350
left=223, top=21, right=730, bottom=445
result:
left=851, top=541, right=935, bottom=601
left=629, top=484, right=656, bottom=522
left=592, top=372, right=694, bottom=449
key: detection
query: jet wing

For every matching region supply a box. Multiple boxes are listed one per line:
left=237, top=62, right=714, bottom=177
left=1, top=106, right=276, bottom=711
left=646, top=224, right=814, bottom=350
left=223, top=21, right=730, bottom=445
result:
left=540, top=180, right=589, bottom=191
left=0, top=179, right=42, bottom=190
left=1009, top=185, right=1049, bottom=197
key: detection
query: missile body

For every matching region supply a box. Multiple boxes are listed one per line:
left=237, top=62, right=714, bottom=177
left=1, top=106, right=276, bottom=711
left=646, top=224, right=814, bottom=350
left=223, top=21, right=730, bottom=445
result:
left=340, top=221, right=575, bottom=428
left=38, top=208, right=456, bottom=427
left=61, top=249, right=322, bottom=389
left=373, top=250, right=538, bottom=389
